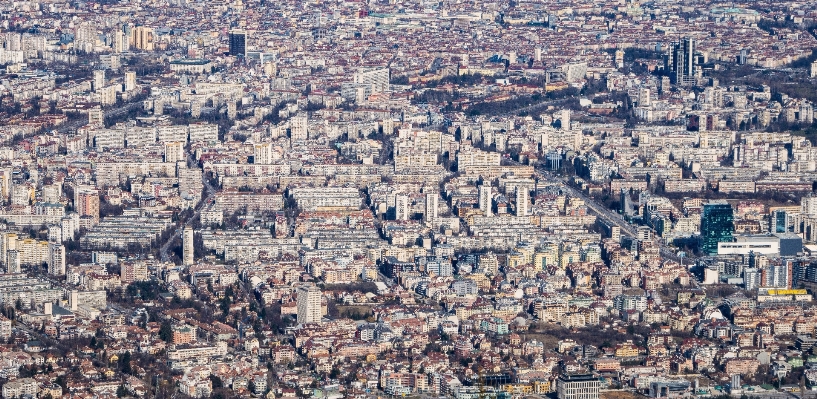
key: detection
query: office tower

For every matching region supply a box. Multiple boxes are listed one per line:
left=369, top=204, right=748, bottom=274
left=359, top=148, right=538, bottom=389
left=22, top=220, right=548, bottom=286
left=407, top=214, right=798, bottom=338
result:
left=772, top=210, right=788, bottom=233
left=132, top=26, right=155, bottom=51
left=479, top=185, right=492, bottom=217
left=229, top=29, right=247, bottom=57
left=668, top=37, right=696, bottom=86
left=516, top=188, right=529, bottom=217
left=183, top=226, right=194, bottom=266
left=6, top=250, right=20, bottom=274
left=395, top=195, right=410, bottom=221
left=424, top=192, right=438, bottom=224
left=700, top=202, right=734, bottom=255
left=534, top=48, right=542, bottom=62
left=48, top=243, right=66, bottom=276
left=124, top=71, right=136, bottom=91
left=75, top=189, right=100, bottom=224
left=296, top=285, right=322, bottom=324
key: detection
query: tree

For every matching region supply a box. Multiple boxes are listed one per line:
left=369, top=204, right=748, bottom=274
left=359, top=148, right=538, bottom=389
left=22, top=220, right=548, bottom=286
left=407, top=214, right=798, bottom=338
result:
left=119, top=351, right=132, bottom=374
left=159, top=322, right=172, bottom=342
left=116, top=385, right=128, bottom=398
left=208, top=375, right=223, bottom=389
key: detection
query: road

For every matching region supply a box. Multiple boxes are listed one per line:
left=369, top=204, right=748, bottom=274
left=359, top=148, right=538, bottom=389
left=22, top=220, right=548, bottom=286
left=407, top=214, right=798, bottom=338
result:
left=534, top=166, right=685, bottom=264
left=55, top=101, right=143, bottom=134
left=158, top=154, right=217, bottom=262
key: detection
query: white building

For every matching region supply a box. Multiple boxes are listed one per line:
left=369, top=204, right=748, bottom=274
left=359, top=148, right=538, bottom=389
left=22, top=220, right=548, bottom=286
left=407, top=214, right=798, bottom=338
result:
left=296, top=284, right=322, bottom=324
left=183, top=227, right=194, bottom=266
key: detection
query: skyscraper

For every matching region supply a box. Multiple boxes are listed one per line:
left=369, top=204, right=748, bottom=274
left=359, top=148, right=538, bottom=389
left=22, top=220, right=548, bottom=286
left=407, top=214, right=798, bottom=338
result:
left=183, top=227, right=194, bottom=266
left=296, top=285, right=322, bottom=324
left=772, top=210, right=788, bottom=233
left=701, top=202, right=734, bottom=255
left=229, top=29, right=246, bottom=57
left=667, top=37, right=696, bottom=86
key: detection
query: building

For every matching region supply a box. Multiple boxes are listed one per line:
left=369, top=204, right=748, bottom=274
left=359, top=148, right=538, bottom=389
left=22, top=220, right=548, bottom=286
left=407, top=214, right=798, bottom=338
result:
left=169, top=59, right=214, bottom=74
left=667, top=37, right=696, bottom=86
left=353, top=68, right=390, bottom=93
left=744, top=268, right=761, bottom=290
left=124, top=71, right=136, bottom=91
left=516, top=187, right=529, bottom=216
left=296, top=284, right=322, bottom=324
left=48, top=243, right=66, bottom=276
left=132, top=26, right=154, bottom=51
left=425, top=192, right=438, bottom=225
left=395, top=195, right=410, bottom=221
left=556, top=374, right=601, bottom=399
left=2, top=378, right=38, bottom=398
left=701, top=202, right=733, bottom=255
left=229, top=29, right=247, bottom=57
left=183, top=227, right=194, bottom=266
left=479, top=185, right=492, bottom=217
left=75, top=188, right=100, bottom=224
left=811, top=60, right=817, bottom=78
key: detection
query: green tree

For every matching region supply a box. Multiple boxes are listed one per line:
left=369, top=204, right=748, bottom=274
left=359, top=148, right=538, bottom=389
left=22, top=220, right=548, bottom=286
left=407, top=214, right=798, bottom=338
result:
left=116, top=384, right=128, bottom=397
left=208, top=375, right=223, bottom=389
left=119, top=351, right=132, bottom=374
left=159, top=322, right=172, bottom=342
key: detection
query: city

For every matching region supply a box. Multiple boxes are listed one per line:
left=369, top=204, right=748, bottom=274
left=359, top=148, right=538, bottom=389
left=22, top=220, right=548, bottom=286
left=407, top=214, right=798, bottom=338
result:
left=0, top=0, right=816, bottom=398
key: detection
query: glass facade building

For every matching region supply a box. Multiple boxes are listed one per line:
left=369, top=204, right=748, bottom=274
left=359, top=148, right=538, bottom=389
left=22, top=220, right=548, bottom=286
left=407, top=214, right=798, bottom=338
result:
left=701, top=202, right=734, bottom=255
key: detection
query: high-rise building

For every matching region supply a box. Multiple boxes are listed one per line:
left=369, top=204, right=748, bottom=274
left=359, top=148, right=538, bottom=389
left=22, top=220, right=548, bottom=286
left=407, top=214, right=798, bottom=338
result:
left=743, top=267, right=761, bottom=290
left=811, top=60, right=817, bottom=78
left=395, top=195, right=410, bottom=221
left=700, top=202, right=734, bottom=255
left=229, top=29, right=247, bottom=57
left=296, top=285, right=322, bottom=324
left=6, top=250, right=20, bottom=274
left=75, top=189, right=100, bottom=224
left=638, top=88, right=651, bottom=107
left=165, top=141, right=185, bottom=163
left=93, top=69, right=105, bottom=92
left=667, top=37, right=696, bottom=86
left=516, top=187, right=529, bottom=216
left=132, top=26, right=155, bottom=51
left=183, top=227, right=194, bottom=266
left=253, top=142, right=273, bottom=164
left=124, top=71, right=136, bottom=91
left=764, top=261, right=792, bottom=289
left=772, top=210, right=788, bottom=233
left=113, top=30, right=127, bottom=53
left=479, top=185, right=492, bottom=217
left=424, top=192, right=438, bottom=224
left=48, top=243, right=66, bottom=276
